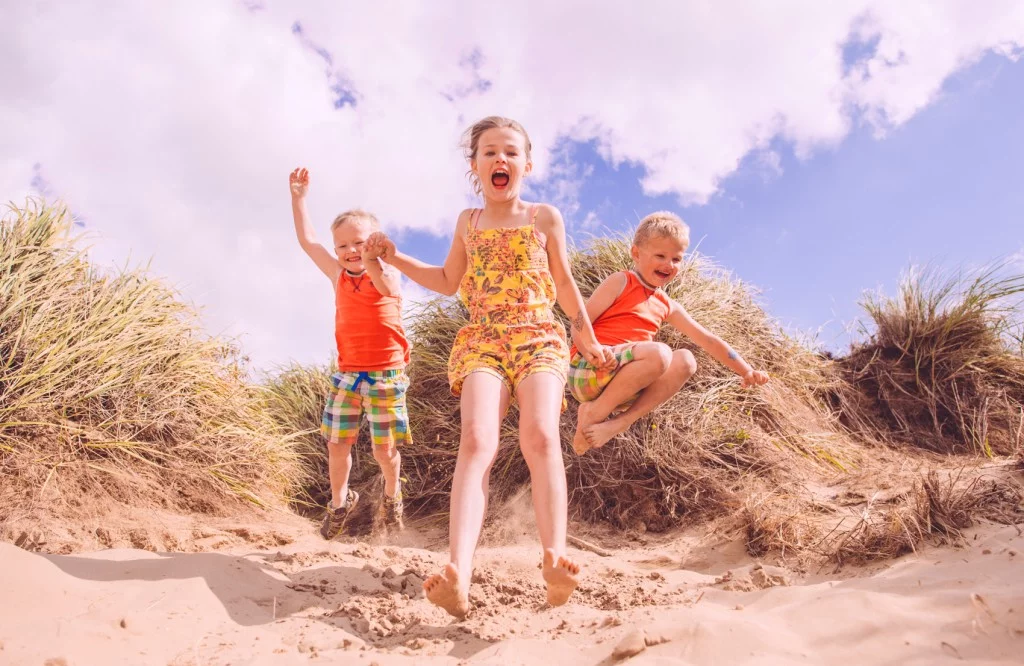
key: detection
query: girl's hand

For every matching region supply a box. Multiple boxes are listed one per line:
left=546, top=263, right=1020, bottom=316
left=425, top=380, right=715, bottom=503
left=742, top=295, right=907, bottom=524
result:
left=289, top=167, right=309, bottom=199
left=365, top=232, right=396, bottom=261
left=582, top=343, right=616, bottom=370
left=362, top=240, right=383, bottom=261
left=740, top=369, right=769, bottom=388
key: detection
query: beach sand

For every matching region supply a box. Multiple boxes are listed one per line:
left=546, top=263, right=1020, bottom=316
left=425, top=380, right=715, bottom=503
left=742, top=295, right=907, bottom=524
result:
left=1, top=508, right=1020, bottom=666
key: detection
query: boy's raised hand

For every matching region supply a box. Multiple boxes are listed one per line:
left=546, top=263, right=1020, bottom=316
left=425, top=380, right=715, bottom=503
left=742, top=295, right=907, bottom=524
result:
left=289, top=167, right=309, bottom=199
left=741, top=369, right=769, bottom=388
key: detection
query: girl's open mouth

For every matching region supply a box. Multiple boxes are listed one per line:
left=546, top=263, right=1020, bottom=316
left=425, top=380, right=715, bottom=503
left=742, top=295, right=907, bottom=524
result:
left=491, top=170, right=509, bottom=189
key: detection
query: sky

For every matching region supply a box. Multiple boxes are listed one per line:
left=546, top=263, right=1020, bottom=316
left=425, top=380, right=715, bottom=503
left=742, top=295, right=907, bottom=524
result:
left=2, top=1, right=1022, bottom=370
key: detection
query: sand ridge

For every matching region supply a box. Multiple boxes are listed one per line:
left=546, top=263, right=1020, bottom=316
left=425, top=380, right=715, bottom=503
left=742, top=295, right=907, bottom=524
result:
left=1, top=517, right=1021, bottom=665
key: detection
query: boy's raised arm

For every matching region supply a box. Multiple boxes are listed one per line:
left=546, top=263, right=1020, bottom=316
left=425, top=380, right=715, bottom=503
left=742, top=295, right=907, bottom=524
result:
left=290, top=168, right=341, bottom=284
left=666, top=300, right=768, bottom=387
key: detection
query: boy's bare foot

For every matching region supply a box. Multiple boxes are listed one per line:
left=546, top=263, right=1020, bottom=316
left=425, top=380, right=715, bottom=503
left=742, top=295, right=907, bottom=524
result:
left=573, top=401, right=600, bottom=455
left=584, top=417, right=629, bottom=450
left=423, top=563, right=470, bottom=619
left=542, top=548, right=580, bottom=607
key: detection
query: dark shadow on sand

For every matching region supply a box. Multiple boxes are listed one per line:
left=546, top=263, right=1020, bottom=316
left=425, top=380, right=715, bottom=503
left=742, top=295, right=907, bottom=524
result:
left=43, top=549, right=495, bottom=659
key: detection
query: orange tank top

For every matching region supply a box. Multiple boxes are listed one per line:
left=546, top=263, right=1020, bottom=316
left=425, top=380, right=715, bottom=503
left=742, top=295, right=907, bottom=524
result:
left=571, top=271, right=672, bottom=356
left=334, top=271, right=410, bottom=371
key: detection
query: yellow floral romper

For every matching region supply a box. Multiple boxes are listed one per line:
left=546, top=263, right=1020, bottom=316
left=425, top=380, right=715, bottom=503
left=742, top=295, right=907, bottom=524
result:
left=447, top=206, right=569, bottom=398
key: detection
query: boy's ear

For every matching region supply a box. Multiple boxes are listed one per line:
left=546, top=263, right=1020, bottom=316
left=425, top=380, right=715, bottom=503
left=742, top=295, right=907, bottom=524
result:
left=630, top=244, right=640, bottom=262
left=524, top=158, right=533, bottom=176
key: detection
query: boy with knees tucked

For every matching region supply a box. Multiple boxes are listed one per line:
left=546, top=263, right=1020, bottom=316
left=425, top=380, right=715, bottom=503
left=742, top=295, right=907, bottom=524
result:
left=288, top=167, right=410, bottom=539
left=570, top=211, right=769, bottom=455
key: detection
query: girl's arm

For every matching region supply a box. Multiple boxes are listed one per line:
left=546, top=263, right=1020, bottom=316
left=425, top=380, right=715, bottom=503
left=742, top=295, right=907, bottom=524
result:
left=536, top=205, right=615, bottom=368
left=666, top=300, right=768, bottom=386
left=361, top=250, right=402, bottom=297
left=366, top=210, right=470, bottom=297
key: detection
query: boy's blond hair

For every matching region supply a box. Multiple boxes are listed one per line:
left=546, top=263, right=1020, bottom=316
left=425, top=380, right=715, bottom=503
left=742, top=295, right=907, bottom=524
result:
left=634, top=211, right=690, bottom=250
left=330, top=208, right=380, bottom=232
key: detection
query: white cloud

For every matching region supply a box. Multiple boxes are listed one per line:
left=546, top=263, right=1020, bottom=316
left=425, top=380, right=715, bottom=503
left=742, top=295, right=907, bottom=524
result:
left=1, top=0, right=1022, bottom=368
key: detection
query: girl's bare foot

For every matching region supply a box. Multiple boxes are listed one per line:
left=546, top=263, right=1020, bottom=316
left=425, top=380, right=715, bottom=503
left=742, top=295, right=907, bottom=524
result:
left=583, top=417, right=629, bottom=450
left=423, top=563, right=470, bottom=619
left=542, top=548, right=580, bottom=606
left=573, top=401, right=600, bottom=455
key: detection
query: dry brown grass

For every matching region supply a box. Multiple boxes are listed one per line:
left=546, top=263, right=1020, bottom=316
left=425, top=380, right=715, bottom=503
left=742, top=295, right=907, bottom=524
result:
left=830, top=265, right=1024, bottom=457
left=823, top=469, right=1023, bottom=566
left=367, top=232, right=854, bottom=531
left=0, top=201, right=303, bottom=522
left=7, top=200, right=1021, bottom=565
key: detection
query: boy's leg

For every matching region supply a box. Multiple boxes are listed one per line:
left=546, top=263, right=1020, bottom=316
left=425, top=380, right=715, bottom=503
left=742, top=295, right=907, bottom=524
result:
left=367, top=372, right=410, bottom=500
left=371, top=444, right=401, bottom=498
left=516, top=371, right=580, bottom=607
left=322, top=438, right=360, bottom=540
left=585, top=349, right=697, bottom=449
left=574, top=341, right=672, bottom=453
left=423, top=371, right=510, bottom=618
left=371, top=443, right=403, bottom=530
left=321, top=374, right=363, bottom=540
left=328, top=440, right=355, bottom=507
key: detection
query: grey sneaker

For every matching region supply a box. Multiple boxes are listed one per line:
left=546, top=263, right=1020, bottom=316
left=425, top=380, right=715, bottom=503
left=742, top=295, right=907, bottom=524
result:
left=320, top=489, right=359, bottom=540
left=381, top=489, right=404, bottom=531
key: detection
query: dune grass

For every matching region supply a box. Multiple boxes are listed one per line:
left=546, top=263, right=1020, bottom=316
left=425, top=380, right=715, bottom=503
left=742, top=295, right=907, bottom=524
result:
left=831, top=264, right=1024, bottom=457
left=0, top=201, right=302, bottom=515
left=3, top=200, right=1020, bottom=563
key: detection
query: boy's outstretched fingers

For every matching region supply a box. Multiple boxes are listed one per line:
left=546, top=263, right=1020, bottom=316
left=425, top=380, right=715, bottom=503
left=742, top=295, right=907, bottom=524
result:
left=423, top=563, right=470, bottom=619
left=741, top=370, right=769, bottom=388
left=289, top=167, right=309, bottom=195
left=542, top=548, right=580, bottom=607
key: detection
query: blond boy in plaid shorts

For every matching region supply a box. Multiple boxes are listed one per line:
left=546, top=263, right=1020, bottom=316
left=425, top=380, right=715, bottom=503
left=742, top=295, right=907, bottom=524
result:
left=569, top=212, right=769, bottom=455
left=289, top=167, right=411, bottom=538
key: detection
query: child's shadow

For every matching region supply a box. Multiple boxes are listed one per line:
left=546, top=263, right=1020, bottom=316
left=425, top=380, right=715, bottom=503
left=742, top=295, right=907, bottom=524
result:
left=45, top=549, right=365, bottom=626
left=43, top=549, right=494, bottom=659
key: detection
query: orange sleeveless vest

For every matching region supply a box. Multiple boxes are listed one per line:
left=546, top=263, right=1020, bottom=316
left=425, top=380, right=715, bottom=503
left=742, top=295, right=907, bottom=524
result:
left=571, top=271, right=671, bottom=355
left=334, top=271, right=410, bottom=371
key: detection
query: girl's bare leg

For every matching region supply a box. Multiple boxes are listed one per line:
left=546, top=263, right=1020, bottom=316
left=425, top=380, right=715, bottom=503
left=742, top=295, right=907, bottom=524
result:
left=423, top=372, right=510, bottom=618
left=517, top=371, right=580, bottom=606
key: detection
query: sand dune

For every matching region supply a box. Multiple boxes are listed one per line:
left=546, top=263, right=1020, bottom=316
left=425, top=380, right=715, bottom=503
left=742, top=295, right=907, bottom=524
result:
left=1, top=517, right=1020, bottom=665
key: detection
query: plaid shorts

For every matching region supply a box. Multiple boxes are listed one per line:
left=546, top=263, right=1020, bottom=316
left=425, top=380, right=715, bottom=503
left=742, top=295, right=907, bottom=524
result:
left=321, top=369, right=412, bottom=448
left=567, top=344, right=638, bottom=413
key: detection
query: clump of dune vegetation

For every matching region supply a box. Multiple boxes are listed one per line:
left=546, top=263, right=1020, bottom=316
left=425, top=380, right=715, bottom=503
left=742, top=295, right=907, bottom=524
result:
left=3, top=201, right=1021, bottom=564
left=0, top=201, right=304, bottom=525
left=830, top=265, right=1024, bottom=457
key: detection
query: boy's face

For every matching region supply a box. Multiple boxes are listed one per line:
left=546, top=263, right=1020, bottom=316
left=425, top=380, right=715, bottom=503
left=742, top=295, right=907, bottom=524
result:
left=631, top=235, right=687, bottom=288
left=471, top=127, right=532, bottom=201
left=332, top=217, right=374, bottom=273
